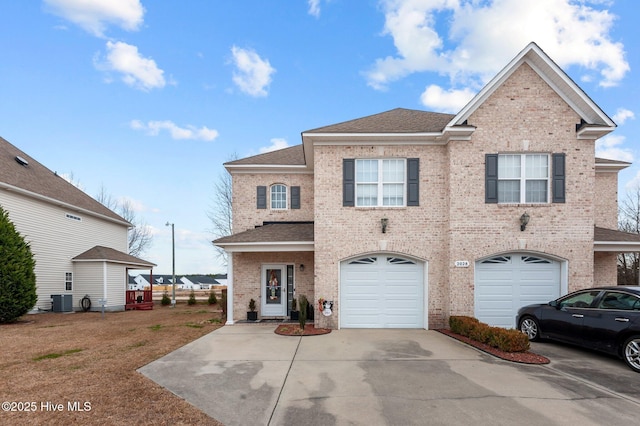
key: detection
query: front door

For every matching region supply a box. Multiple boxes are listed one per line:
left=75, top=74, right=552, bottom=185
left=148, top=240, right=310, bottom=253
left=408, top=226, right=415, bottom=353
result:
left=261, top=265, right=287, bottom=316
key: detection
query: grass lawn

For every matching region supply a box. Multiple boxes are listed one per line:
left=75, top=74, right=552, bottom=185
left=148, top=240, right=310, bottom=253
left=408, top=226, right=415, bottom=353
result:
left=0, top=302, right=225, bottom=425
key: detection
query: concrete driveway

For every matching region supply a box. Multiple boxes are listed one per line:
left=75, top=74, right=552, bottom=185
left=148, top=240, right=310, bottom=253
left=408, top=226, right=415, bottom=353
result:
left=139, top=325, right=640, bottom=426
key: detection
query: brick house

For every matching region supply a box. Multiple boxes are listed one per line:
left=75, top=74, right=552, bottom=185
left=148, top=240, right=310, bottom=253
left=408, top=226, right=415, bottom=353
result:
left=214, top=42, right=640, bottom=329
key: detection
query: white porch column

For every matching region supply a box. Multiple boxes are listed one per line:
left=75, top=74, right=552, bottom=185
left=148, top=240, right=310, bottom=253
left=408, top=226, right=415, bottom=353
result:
left=225, top=253, right=234, bottom=325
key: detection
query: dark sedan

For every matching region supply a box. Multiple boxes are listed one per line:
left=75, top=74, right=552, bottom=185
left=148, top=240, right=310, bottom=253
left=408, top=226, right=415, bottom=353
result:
left=516, top=286, right=640, bottom=372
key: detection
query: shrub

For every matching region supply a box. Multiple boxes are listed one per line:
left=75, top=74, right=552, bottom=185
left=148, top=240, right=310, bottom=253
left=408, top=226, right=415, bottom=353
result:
left=291, top=297, right=297, bottom=311
left=0, top=205, right=37, bottom=323
left=208, top=290, right=218, bottom=305
left=298, top=295, right=308, bottom=330
left=188, top=290, right=196, bottom=305
left=161, top=292, right=171, bottom=306
left=248, top=298, right=256, bottom=312
left=449, top=315, right=529, bottom=353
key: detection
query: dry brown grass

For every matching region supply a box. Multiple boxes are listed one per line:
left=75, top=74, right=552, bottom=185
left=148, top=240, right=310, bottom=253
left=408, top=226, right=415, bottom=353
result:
left=0, top=302, right=225, bottom=425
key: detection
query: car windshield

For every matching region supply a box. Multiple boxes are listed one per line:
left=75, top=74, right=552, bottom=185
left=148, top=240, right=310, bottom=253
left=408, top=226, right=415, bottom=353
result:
left=558, top=290, right=600, bottom=309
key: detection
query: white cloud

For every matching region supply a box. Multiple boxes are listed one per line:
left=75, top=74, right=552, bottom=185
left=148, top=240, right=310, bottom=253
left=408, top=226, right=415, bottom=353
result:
left=130, top=120, right=219, bottom=141
left=44, top=0, right=144, bottom=38
left=260, top=138, right=290, bottom=153
left=230, top=46, right=276, bottom=97
left=365, top=0, right=628, bottom=93
left=596, top=134, right=633, bottom=162
left=613, top=108, right=635, bottom=125
left=96, top=41, right=165, bottom=91
left=419, top=84, right=476, bottom=113
left=308, top=0, right=321, bottom=17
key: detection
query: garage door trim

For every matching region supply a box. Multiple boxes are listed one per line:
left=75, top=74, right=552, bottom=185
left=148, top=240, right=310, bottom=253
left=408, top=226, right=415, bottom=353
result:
left=339, top=252, right=428, bottom=329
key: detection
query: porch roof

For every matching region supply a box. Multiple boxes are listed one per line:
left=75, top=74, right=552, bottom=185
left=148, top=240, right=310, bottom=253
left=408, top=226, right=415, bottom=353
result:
left=72, top=245, right=156, bottom=268
left=213, top=223, right=314, bottom=252
left=594, top=227, right=640, bottom=252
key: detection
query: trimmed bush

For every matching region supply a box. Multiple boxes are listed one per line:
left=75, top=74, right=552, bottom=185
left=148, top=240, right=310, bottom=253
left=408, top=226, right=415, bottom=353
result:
left=449, top=315, right=529, bottom=353
left=188, top=290, right=196, bottom=305
left=161, top=292, right=171, bottom=306
left=0, top=205, right=37, bottom=323
left=208, top=290, right=218, bottom=305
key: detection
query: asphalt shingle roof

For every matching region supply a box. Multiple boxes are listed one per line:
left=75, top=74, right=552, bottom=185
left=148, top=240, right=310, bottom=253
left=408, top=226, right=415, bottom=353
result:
left=303, top=108, right=455, bottom=134
left=73, top=245, right=156, bottom=267
left=213, top=223, right=314, bottom=244
left=595, top=227, right=640, bottom=243
left=225, top=145, right=306, bottom=166
left=0, top=136, right=128, bottom=224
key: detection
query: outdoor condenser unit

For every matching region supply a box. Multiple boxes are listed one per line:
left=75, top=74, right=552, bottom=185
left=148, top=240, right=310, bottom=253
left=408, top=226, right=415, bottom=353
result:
left=51, top=294, right=73, bottom=312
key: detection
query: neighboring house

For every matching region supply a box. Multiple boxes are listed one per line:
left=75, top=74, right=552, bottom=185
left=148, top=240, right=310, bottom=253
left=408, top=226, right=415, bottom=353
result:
left=214, top=42, right=640, bottom=329
left=0, top=137, right=155, bottom=312
left=128, top=274, right=221, bottom=290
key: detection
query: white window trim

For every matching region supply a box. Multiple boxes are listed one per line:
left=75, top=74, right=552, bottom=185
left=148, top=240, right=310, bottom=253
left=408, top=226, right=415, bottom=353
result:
left=65, top=272, right=73, bottom=291
left=270, top=184, right=288, bottom=210
left=355, top=158, right=407, bottom=207
left=498, top=154, right=550, bottom=204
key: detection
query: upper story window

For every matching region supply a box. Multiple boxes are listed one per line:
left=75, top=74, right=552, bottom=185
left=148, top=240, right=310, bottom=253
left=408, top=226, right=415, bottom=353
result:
left=355, top=159, right=405, bottom=207
left=497, top=154, right=549, bottom=203
left=270, top=184, right=287, bottom=209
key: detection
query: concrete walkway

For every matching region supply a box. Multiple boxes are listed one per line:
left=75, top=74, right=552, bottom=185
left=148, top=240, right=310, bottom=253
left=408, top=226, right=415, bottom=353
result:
left=139, top=325, right=639, bottom=426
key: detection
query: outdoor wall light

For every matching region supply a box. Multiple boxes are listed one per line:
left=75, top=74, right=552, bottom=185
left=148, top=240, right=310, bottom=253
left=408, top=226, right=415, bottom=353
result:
left=520, top=212, right=530, bottom=231
left=299, top=264, right=305, bottom=272
left=381, top=218, right=389, bottom=233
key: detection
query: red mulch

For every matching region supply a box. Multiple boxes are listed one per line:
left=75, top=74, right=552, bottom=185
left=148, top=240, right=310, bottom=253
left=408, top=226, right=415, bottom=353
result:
left=275, top=324, right=332, bottom=336
left=437, top=329, right=550, bottom=364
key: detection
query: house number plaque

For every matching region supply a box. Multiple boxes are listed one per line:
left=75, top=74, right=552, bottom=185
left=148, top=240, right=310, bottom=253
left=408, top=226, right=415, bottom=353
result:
left=454, top=260, right=470, bottom=268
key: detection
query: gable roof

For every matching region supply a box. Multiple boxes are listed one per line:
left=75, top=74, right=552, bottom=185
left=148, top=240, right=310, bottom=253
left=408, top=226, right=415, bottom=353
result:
left=449, top=42, right=616, bottom=139
left=304, top=108, right=454, bottom=133
left=224, top=144, right=309, bottom=174
left=0, top=137, right=130, bottom=226
left=73, top=245, right=156, bottom=268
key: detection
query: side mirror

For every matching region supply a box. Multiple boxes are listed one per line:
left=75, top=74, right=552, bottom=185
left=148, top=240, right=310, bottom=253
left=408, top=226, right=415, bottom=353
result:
left=549, top=300, right=558, bottom=309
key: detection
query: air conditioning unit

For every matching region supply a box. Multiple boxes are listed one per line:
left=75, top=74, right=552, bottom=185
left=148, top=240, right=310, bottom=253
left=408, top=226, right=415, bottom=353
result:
left=51, top=294, right=73, bottom=312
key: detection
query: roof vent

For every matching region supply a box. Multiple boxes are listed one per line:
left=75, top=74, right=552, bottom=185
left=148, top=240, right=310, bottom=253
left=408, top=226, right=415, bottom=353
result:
left=15, top=156, right=29, bottom=166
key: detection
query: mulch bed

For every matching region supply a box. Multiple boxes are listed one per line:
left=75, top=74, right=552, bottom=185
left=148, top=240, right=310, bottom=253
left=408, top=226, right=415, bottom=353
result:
left=437, top=329, right=550, bottom=364
left=275, top=324, right=332, bottom=336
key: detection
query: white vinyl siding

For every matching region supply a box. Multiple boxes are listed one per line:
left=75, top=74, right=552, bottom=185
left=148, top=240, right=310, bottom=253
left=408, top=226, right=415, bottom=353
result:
left=0, top=190, right=129, bottom=310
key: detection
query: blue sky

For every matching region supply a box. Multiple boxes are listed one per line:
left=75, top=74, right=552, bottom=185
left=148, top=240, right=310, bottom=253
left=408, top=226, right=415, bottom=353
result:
left=1, top=0, right=637, bottom=274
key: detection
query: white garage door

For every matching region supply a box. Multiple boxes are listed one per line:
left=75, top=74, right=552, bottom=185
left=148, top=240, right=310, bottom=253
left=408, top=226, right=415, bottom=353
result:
left=475, top=254, right=561, bottom=328
left=340, top=255, right=424, bottom=328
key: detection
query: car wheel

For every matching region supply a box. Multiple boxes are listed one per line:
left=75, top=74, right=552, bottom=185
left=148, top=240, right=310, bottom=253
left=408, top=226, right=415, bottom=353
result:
left=623, top=336, right=640, bottom=373
left=519, top=316, right=540, bottom=341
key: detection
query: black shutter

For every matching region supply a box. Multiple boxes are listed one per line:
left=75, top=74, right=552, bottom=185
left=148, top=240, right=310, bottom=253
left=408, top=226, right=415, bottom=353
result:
left=552, top=153, right=565, bottom=203
left=407, top=158, right=419, bottom=206
left=343, top=159, right=355, bottom=207
left=291, top=186, right=300, bottom=209
left=257, top=186, right=267, bottom=209
left=485, top=154, right=498, bottom=203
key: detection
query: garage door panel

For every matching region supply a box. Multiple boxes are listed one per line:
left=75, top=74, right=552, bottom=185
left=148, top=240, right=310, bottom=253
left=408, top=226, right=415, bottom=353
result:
left=341, top=255, right=424, bottom=328
left=475, top=254, right=560, bottom=328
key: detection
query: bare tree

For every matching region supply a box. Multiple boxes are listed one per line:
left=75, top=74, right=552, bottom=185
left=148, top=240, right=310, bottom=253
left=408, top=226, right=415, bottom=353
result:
left=208, top=154, right=237, bottom=265
left=618, top=184, right=640, bottom=285
left=96, top=185, right=153, bottom=258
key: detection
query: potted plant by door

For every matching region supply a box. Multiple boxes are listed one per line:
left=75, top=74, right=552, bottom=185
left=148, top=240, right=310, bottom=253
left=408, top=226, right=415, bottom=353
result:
left=247, top=298, right=258, bottom=321
left=290, top=297, right=299, bottom=321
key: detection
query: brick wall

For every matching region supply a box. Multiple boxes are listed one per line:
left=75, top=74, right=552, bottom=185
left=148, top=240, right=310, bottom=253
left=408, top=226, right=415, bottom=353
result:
left=232, top=172, right=314, bottom=233
left=313, top=62, right=603, bottom=329
left=231, top=251, right=314, bottom=322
